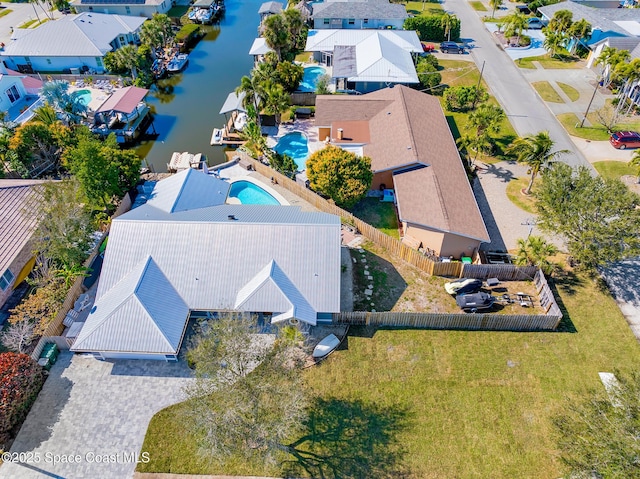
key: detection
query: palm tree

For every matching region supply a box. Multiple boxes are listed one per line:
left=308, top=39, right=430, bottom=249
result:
left=503, top=12, right=527, bottom=46
left=283, top=9, right=304, bottom=51
left=457, top=133, right=493, bottom=166
left=261, top=81, right=290, bottom=125
left=506, top=131, right=570, bottom=195
left=263, top=14, right=289, bottom=60
left=547, top=9, right=573, bottom=35
left=567, top=18, right=591, bottom=54
left=236, top=75, right=263, bottom=114
left=113, top=44, right=140, bottom=80
left=515, top=235, right=557, bottom=274
left=41, top=80, right=87, bottom=124
left=468, top=104, right=505, bottom=138
left=440, top=13, right=457, bottom=42
left=32, top=104, right=59, bottom=125
left=543, top=31, right=566, bottom=58
left=489, top=0, right=503, bottom=19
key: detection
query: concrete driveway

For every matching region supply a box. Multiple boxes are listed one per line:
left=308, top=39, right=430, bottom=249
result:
left=1, top=352, right=192, bottom=479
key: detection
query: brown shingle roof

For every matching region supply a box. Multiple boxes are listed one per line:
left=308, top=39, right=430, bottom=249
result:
left=0, top=180, right=46, bottom=275
left=315, top=86, right=489, bottom=242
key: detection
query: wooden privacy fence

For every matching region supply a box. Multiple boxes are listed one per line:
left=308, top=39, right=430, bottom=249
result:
left=30, top=193, right=132, bottom=361
left=246, top=153, right=539, bottom=281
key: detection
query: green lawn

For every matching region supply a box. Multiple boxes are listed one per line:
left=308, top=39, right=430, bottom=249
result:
left=350, top=197, right=399, bottom=239
left=505, top=177, right=537, bottom=213
left=439, top=59, right=518, bottom=163
left=0, top=8, right=13, bottom=18
left=139, top=274, right=640, bottom=478
left=532, top=81, right=563, bottom=103
left=593, top=160, right=638, bottom=181
left=516, top=54, right=584, bottom=70
left=405, top=1, right=443, bottom=16
left=469, top=0, right=488, bottom=11
left=557, top=82, right=580, bottom=102
left=557, top=113, right=611, bottom=141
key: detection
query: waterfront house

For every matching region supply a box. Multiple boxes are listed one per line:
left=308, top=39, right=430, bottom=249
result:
left=0, top=13, right=146, bottom=74
left=315, top=86, right=490, bottom=258
left=70, top=169, right=341, bottom=360
left=305, top=29, right=421, bottom=93
left=311, top=0, right=408, bottom=30
left=0, top=180, right=47, bottom=311
left=71, top=0, right=172, bottom=18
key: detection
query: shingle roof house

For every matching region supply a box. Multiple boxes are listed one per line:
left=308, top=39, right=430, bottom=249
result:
left=71, top=170, right=341, bottom=360
left=311, top=0, right=408, bottom=30
left=315, top=86, right=489, bottom=258
left=0, top=13, right=146, bottom=74
left=0, top=180, right=46, bottom=311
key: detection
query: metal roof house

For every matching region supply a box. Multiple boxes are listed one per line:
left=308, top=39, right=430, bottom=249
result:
left=305, top=29, right=422, bottom=93
left=0, top=13, right=146, bottom=74
left=71, top=169, right=341, bottom=360
left=71, top=0, right=172, bottom=18
left=315, top=86, right=490, bottom=259
left=311, top=0, right=408, bottom=30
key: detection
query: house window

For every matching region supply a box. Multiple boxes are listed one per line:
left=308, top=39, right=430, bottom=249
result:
left=323, top=18, right=329, bottom=25
left=363, top=18, right=368, bottom=24
left=95, top=57, right=103, bottom=67
left=125, top=6, right=131, bottom=13
left=6, top=85, right=20, bottom=103
left=46, top=58, right=52, bottom=64
left=0, top=269, right=14, bottom=291
left=24, top=56, right=31, bottom=65
left=348, top=18, right=355, bottom=25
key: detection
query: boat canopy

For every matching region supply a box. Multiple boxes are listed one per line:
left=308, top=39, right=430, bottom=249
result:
left=219, top=91, right=247, bottom=114
left=96, top=86, right=149, bottom=114
left=193, top=0, right=214, bottom=7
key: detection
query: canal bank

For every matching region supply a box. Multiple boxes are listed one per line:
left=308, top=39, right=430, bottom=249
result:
left=137, top=0, right=262, bottom=172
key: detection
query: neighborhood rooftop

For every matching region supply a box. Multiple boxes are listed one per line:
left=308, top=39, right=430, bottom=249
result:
left=311, top=1, right=408, bottom=20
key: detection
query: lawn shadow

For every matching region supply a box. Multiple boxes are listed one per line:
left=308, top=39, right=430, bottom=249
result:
left=548, top=274, right=580, bottom=333
left=472, top=176, right=507, bottom=252
left=352, top=249, right=407, bottom=311
left=282, top=397, right=410, bottom=479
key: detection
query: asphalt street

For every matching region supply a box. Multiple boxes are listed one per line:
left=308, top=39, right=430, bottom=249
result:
left=442, top=0, right=596, bottom=172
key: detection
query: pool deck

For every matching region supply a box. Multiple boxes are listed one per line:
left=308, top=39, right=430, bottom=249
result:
left=267, top=119, right=323, bottom=170
left=68, top=82, right=124, bottom=112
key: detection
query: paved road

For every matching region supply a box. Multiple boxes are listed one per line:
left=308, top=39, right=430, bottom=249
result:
left=442, top=0, right=596, bottom=172
left=0, top=3, right=64, bottom=45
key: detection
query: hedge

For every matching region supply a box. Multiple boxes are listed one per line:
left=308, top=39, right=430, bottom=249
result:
left=0, top=352, right=46, bottom=448
left=176, top=24, right=200, bottom=43
left=404, top=15, right=461, bottom=42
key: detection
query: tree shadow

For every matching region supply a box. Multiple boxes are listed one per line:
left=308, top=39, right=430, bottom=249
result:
left=547, top=274, right=580, bottom=333
left=282, top=397, right=410, bottom=479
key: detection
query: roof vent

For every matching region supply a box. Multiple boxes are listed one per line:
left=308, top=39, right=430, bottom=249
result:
left=228, top=214, right=236, bottom=221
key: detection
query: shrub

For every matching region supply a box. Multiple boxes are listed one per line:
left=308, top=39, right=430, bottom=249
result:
left=404, top=15, right=461, bottom=42
left=0, top=352, right=46, bottom=447
left=175, top=24, right=200, bottom=44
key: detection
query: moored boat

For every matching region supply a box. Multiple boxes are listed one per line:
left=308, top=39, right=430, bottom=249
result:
left=211, top=128, right=224, bottom=145
left=167, top=53, right=189, bottom=73
left=312, top=334, right=340, bottom=359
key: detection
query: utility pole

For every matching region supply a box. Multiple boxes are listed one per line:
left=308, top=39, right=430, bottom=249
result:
left=579, top=78, right=600, bottom=128
left=472, top=60, right=486, bottom=110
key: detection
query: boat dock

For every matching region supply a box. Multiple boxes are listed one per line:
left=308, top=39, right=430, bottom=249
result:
left=167, top=152, right=205, bottom=172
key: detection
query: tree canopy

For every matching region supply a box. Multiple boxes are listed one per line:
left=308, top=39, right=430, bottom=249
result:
left=306, top=146, right=373, bottom=208
left=535, top=163, right=640, bottom=270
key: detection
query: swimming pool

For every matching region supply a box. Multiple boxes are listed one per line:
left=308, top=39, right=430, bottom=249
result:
left=73, top=89, right=92, bottom=106
left=297, top=66, right=327, bottom=92
left=227, top=180, right=280, bottom=205
left=273, top=132, right=309, bottom=169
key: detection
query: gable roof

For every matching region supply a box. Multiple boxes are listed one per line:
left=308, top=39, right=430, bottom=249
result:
left=220, top=91, right=247, bottom=114
left=145, top=169, right=230, bottom=213
left=1, top=13, right=145, bottom=58
left=71, top=257, right=190, bottom=354
left=0, top=180, right=46, bottom=276
left=259, top=1, right=283, bottom=14
left=315, top=86, right=489, bottom=243
left=249, top=37, right=274, bottom=56
left=312, top=1, right=408, bottom=20
left=96, top=86, right=149, bottom=114
left=306, top=29, right=422, bottom=53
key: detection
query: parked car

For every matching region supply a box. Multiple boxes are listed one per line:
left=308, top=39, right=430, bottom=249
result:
left=609, top=131, right=640, bottom=149
left=526, top=18, right=545, bottom=29
left=440, top=41, right=465, bottom=54
left=456, top=292, right=496, bottom=313
left=444, top=278, right=483, bottom=295
left=421, top=42, right=435, bottom=52
left=516, top=4, right=531, bottom=14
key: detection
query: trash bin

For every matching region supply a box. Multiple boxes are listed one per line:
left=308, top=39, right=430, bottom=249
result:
left=38, top=357, right=52, bottom=371
left=40, top=343, right=59, bottom=365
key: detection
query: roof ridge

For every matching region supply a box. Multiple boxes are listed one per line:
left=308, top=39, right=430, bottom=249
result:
left=72, top=13, right=105, bottom=56
left=396, top=86, right=419, bottom=161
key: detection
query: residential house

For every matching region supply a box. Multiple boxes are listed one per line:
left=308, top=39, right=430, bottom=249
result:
left=305, top=29, right=422, bottom=93
left=538, top=2, right=640, bottom=67
left=70, top=169, right=341, bottom=360
left=0, top=13, right=146, bottom=74
left=0, top=180, right=46, bottom=311
left=311, top=0, right=408, bottom=30
left=259, top=1, right=283, bottom=25
left=0, top=62, right=43, bottom=125
left=71, top=0, right=172, bottom=18
left=315, top=86, right=490, bottom=258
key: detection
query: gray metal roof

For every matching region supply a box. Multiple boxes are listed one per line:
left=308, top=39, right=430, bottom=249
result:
left=305, top=29, right=422, bottom=53
left=219, top=91, right=247, bottom=114
left=72, top=257, right=190, bottom=353
left=73, top=172, right=340, bottom=354
left=249, top=37, right=274, bottom=56
left=312, top=1, right=408, bottom=20
left=258, top=1, right=283, bottom=14
left=146, top=168, right=229, bottom=213
left=1, top=13, right=145, bottom=58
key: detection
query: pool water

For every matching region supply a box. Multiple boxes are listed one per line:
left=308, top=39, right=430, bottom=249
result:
left=273, top=132, right=309, bottom=169
left=228, top=180, right=280, bottom=205
left=73, top=89, right=92, bottom=106
left=297, top=66, right=327, bottom=92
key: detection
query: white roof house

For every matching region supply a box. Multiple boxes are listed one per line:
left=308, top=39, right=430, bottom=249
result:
left=306, top=29, right=421, bottom=91
left=71, top=169, right=341, bottom=360
left=71, top=0, right=173, bottom=18
left=0, top=13, right=146, bottom=74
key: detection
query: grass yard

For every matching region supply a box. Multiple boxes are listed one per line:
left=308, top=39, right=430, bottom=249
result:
left=350, top=197, right=399, bottom=239
left=405, top=1, right=443, bottom=16
left=469, top=0, right=488, bottom=10
left=0, top=8, right=13, bottom=18
left=139, top=272, right=640, bottom=478
left=439, top=59, right=518, bottom=163
left=516, top=54, right=584, bottom=70
left=532, top=81, right=563, bottom=103
left=505, top=177, right=537, bottom=214
left=557, top=113, right=611, bottom=141
left=557, top=82, right=580, bottom=102
left=593, top=160, right=637, bottom=181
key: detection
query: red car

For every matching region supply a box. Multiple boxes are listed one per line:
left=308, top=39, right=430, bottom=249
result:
left=609, top=131, right=640, bottom=149
left=421, top=42, right=434, bottom=52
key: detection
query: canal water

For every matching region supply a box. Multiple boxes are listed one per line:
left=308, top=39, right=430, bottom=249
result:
left=137, top=0, right=262, bottom=172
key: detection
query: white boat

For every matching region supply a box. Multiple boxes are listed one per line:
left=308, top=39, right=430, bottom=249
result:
left=210, top=128, right=224, bottom=145
left=167, top=53, right=189, bottom=73
left=233, top=112, right=248, bottom=131
left=198, top=8, right=213, bottom=23
left=187, top=9, right=198, bottom=20
left=312, top=334, right=340, bottom=359
left=168, top=151, right=202, bottom=172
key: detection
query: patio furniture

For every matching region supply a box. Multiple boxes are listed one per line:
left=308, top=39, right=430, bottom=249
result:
left=63, top=309, right=80, bottom=327
left=486, top=277, right=500, bottom=288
